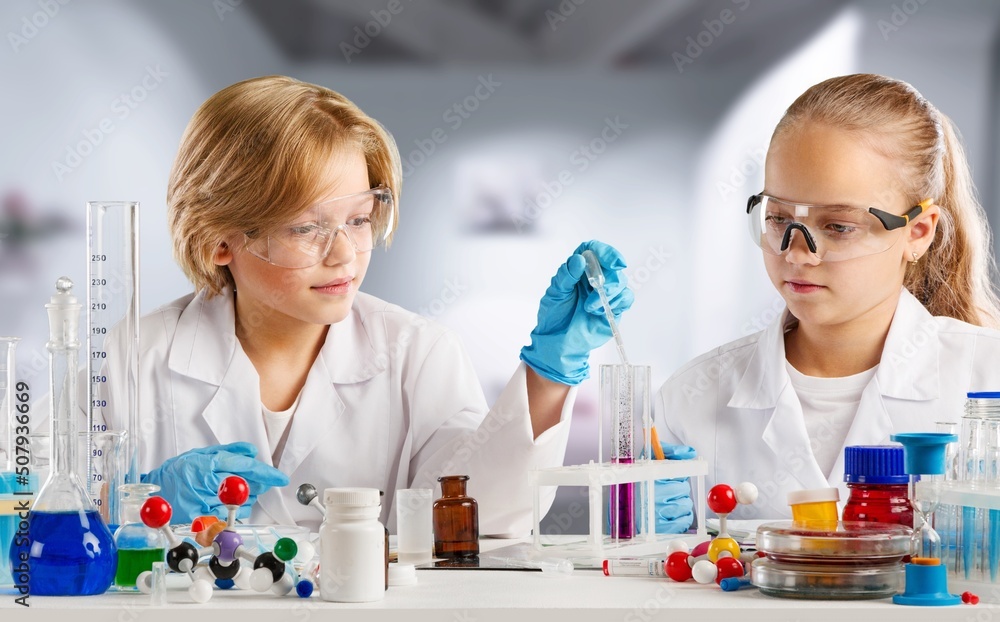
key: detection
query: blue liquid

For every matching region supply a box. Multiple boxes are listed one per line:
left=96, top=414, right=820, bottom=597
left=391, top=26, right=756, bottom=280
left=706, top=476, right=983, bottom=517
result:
left=8, top=510, right=117, bottom=595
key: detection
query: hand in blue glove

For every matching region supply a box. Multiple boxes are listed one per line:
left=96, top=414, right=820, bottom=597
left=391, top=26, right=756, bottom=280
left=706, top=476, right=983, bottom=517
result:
left=520, top=240, right=635, bottom=385
left=655, top=443, right=696, bottom=535
left=142, top=442, right=289, bottom=524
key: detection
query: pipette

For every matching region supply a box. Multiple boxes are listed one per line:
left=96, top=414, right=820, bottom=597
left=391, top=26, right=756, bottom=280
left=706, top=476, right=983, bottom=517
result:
left=581, top=250, right=629, bottom=365
left=492, top=556, right=573, bottom=576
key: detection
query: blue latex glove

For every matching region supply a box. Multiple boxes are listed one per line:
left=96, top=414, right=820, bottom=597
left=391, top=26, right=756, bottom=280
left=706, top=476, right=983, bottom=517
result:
left=142, top=442, right=289, bottom=524
left=520, top=240, right=635, bottom=385
left=655, top=443, right=696, bottom=534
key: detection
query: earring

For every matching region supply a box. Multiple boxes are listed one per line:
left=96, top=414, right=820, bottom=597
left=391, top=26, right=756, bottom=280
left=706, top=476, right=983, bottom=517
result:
left=909, top=252, right=919, bottom=266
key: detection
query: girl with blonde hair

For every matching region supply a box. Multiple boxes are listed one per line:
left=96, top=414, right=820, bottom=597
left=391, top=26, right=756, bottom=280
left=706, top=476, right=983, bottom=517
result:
left=656, top=74, right=1000, bottom=521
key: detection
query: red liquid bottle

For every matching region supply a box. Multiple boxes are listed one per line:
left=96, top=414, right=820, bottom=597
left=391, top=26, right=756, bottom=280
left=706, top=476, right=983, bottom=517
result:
left=842, top=445, right=912, bottom=527
left=433, top=475, right=479, bottom=558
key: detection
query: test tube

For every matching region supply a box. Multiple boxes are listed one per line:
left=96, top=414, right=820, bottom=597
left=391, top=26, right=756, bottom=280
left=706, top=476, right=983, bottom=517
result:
left=601, top=364, right=651, bottom=540
left=984, top=419, right=1000, bottom=582
left=935, top=421, right=958, bottom=572
left=960, top=409, right=984, bottom=580
left=87, top=201, right=140, bottom=529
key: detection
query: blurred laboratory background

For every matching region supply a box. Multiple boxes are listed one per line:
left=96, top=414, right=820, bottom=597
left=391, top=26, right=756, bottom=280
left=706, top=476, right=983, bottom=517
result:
left=1, top=0, right=998, bottom=533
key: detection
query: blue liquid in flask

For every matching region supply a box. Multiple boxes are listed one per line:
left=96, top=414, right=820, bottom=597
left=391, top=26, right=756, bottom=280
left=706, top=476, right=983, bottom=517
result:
left=9, top=510, right=117, bottom=595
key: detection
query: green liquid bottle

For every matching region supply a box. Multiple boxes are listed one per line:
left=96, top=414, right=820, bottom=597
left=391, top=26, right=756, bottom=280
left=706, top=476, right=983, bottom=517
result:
left=113, top=484, right=167, bottom=590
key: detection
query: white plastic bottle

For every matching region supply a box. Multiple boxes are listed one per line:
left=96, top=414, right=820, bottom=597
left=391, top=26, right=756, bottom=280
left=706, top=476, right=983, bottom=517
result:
left=320, top=487, right=385, bottom=602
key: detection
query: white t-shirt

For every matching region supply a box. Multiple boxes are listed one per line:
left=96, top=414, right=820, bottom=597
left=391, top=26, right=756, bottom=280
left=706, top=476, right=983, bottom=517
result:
left=262, top=394, right=299, bottom=466
left=786, top=362, right=877, bottom=478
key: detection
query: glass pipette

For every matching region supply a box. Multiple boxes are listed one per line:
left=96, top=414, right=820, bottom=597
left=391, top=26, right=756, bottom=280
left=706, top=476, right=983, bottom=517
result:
left=582, top=250, right=629, bottom=365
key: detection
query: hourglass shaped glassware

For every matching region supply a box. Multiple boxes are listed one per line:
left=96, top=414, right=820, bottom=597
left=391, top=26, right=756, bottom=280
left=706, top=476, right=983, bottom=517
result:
left=891, top=431, right=962, bottom=607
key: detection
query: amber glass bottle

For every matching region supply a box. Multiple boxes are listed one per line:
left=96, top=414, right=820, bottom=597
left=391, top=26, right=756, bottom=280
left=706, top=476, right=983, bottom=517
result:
left=433, top=475, right=479, bottom=558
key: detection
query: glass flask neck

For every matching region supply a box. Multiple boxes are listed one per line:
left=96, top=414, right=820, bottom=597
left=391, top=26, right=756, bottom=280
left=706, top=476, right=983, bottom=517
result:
left=439, top=476, right=469, bottom=497
left=34, top=278, right=95, bottom=514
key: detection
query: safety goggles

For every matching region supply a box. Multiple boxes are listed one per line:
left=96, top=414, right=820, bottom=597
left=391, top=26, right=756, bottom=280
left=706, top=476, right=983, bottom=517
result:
left=746, top=194, right=932, bottom=262
left=244, top=187, right=394, bottom=268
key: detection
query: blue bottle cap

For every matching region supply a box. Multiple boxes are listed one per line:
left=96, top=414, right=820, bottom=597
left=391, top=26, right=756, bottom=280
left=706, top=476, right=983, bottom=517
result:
left=967, top=392, right=1000, bottom=399
left=889, top=433, right=958, bottom=475
left=843, top=445, right=908, bottom=484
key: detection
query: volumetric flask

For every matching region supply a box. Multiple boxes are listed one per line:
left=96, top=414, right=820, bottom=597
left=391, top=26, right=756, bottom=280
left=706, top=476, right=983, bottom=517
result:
left=87, top=201, right=140, bottom=529
left=600, top=364, right=651, bottom=540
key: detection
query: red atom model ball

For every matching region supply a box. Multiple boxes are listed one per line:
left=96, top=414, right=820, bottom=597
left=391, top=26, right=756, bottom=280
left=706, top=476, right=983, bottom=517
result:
left=140, top=495, right=172, bottom=528
left=218, top=475, right=250, bottom=506
left=707, top=484, right=738, bottom=514
left=666, top=552, right=693, bottom=582
left=714, top=557, right=744, bottom=584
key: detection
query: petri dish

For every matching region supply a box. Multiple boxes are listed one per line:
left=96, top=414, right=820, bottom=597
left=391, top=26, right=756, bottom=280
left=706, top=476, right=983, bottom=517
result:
left=750, top=557, right=904, bottom=600
left=755, top=520, right=912, bottom=564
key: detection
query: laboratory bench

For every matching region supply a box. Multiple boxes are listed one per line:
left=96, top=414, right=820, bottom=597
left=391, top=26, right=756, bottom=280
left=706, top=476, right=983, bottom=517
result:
left=1, top=538, right=995, bottom=622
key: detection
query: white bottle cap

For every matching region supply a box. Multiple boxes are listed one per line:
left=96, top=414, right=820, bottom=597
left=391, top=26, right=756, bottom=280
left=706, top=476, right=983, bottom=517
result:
left=787, top=487, right=840, bottom=505
left=388, top=563, right=417, bottom=587
left=324, top=487, right=381, bottom=508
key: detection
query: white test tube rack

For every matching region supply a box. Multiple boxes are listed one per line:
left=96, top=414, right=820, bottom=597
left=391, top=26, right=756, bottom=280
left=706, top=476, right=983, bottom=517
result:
left=530, top=458, right=708, bottom=561
left=920, top=480, right=1000, bottom=602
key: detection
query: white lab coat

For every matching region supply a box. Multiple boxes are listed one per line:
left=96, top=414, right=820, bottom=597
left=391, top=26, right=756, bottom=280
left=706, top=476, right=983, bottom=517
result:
left=95, top=288, right=574, bottom=535
left=656, top=288, right=1000, bottom=519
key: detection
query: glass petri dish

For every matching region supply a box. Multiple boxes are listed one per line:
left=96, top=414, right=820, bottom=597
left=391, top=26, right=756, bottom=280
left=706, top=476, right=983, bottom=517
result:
left=751, top=557, right=904, bottom=600
left=755, top=520, right=911, bottom=564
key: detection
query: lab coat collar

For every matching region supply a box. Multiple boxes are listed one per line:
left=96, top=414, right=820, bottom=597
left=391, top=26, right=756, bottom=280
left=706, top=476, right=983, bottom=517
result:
left=729, top=287, right=939, bottom=409
left=167, top=288, right=238, bottom=386
left=167, top=288, right=389, bottom=385
left=874, top=288, right=940, bottom=400
left=728, top=307, right=794, bottom=410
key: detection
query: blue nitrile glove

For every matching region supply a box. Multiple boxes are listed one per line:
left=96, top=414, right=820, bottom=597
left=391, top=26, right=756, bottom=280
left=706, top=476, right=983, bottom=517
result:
left=655, top=443, right=696, bottom=534
left=142, top=442, right=289, bottom=524
left=520, top=240, right=635, bottom=385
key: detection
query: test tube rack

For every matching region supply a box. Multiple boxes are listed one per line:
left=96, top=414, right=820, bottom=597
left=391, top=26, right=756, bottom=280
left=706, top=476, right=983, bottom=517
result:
left=530, top=458, right=708, bottom=563
left=919, top=480, right=1000, bottom=603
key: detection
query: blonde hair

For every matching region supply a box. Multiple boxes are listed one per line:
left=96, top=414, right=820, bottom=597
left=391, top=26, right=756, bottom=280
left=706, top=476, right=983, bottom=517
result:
left=167, top=75, right=402, bottom=296
left=772, top=73, right=1000, bottom=328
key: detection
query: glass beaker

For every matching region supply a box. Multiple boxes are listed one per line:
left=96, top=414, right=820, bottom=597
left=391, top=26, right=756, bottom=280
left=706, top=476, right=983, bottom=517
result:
left=88, top=431, right=126, bottom=529
left=396, top=488, right=433, bottom=565
left=17, top=278, right=117, bottom=595
left=601, top=364, right=651, bottom=540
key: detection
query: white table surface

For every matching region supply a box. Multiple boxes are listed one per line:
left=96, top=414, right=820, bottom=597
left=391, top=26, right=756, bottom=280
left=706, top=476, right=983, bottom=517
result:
left=1, top=539, right=995, bottom=622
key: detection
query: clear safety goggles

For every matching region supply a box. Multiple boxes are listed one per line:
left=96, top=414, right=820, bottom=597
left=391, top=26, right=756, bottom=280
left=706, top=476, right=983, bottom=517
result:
left=746, top=194, right=932, bottom=262
left=244, top=187, right=394, bottom=268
